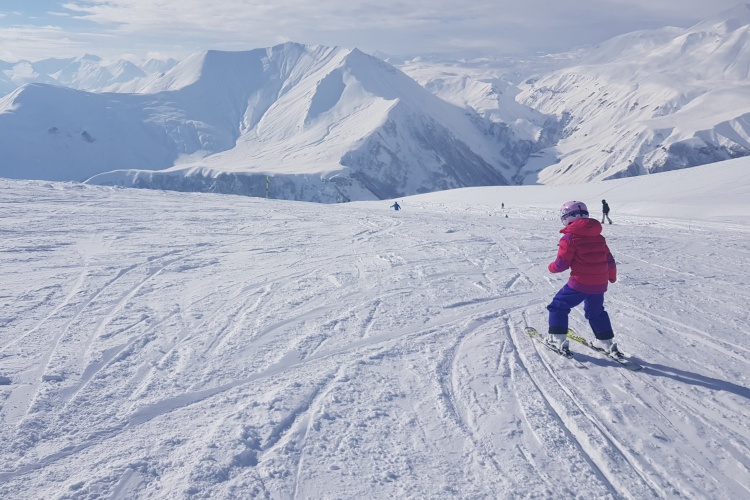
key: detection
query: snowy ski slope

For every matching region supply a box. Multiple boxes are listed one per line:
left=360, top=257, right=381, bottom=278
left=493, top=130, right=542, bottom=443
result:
left=1, top=158, right=749, bottom=498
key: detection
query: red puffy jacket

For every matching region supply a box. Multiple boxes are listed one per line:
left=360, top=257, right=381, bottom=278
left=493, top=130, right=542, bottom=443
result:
left=548, top=218, right=616, bottom=293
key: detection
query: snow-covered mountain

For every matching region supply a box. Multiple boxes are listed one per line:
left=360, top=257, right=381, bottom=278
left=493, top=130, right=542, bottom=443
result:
left=510, top=3, right=750, bottom=183
left=1, top=43, right=543, bottom=202
left=0, top=54, right=177, bottom=96
left=395, top=5, right=750, bottom=185
left=3, top=6, right=750, bottom=196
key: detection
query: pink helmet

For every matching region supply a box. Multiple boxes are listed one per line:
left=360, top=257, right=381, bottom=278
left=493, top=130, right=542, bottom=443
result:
left=560, top=201, right=589, bottom=226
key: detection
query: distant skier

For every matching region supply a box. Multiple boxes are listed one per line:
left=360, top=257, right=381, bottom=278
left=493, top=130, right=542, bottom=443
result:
left=601, top=199, right=612, bottom=224
left=391, top=201, right=401, bottom=211
left=546, top=201, right=620, bottom=355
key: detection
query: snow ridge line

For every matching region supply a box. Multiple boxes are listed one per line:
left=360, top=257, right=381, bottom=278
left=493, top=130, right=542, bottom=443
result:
left=611, top=299, right=750, bottom=364
left=514, top=312, right=663, bottom=497
left=434, top=312, right=514, bottom=494
left=509, top=318, right=618, bottom=497
left=1, top=299, right=543, bottom=482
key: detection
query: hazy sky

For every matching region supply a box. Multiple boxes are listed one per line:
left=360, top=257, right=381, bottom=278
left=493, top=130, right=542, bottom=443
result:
left=0, top=1, right=744, bottom=61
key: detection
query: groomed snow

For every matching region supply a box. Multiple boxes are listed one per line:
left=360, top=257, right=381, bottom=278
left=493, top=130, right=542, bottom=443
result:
left=1, top=157, right=749, bottom=498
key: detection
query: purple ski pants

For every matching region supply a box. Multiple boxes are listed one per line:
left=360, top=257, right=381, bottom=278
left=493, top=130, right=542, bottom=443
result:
left=547, top=285, right=614, bottom=340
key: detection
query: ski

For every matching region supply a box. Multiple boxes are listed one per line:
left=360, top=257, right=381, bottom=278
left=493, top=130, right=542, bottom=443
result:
left=524, top=327, right=573, bottom=358
left=566, top=329, right=643, bottom=371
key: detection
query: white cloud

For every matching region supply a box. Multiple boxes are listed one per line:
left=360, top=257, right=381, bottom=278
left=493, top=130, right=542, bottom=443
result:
left=0, top=26, right=90, bottom=60
left=1, top=1, right=746, bottom=61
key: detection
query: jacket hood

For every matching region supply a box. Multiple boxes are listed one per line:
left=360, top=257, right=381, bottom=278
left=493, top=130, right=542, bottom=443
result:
left=560, top=218, right=602, bottom=236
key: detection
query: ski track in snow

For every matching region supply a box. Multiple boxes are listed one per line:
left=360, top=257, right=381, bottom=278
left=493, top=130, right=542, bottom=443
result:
left=0, top=181, right=749, bottom=499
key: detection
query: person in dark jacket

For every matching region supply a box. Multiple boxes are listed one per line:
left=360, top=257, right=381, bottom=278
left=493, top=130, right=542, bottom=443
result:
left=391, top=201, right=401, bottom=211
left=601, top=199, right=612, bottom=224
left=546, top=201, right=620, bottom=355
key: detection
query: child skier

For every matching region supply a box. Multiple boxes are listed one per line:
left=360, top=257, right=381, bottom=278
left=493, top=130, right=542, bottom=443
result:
left=546, top=201, right=620, bottom=354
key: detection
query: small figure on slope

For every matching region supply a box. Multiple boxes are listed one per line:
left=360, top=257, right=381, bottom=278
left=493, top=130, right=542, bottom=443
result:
left=391, top=201, right=401, bottom=211
left=601, top=199, right=612, bottom=224
left=546, top=201, right=620, bottom=355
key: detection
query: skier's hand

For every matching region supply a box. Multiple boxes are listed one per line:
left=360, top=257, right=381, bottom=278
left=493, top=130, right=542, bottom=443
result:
left=608, top=267, right=617, bottom=283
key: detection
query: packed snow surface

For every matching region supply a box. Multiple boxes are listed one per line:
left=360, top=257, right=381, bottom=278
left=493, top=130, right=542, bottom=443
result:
left=1, top=158, right=749, bottom=498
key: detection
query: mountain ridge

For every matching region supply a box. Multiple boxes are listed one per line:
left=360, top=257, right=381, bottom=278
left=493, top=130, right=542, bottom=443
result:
left=506, top=4, right=750, bottom=183
left=2, top=6, right=750, bottom=197
left=1, top=43, right=535, bottom=201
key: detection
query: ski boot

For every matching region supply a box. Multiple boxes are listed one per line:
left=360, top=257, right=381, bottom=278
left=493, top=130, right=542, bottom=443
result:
left=548, top=333, right=570, bottom=354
